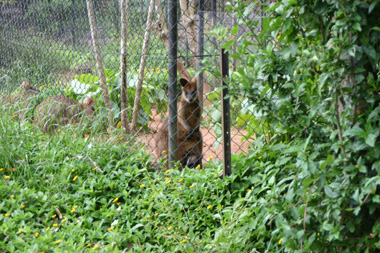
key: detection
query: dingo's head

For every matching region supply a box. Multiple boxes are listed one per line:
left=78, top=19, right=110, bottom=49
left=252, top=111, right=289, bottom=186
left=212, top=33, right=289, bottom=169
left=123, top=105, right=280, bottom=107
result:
left=180, top=77, right=199, bottom=104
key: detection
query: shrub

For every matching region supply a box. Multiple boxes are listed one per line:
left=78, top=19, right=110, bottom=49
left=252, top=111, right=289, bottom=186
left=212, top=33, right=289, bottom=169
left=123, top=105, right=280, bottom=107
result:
left=211, top=0, right=380, bottom=251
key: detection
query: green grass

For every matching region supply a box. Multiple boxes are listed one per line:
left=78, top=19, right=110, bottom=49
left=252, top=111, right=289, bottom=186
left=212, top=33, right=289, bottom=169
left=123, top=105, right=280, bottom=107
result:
left=0, top=111, right=277, bottom=252
left=3, top=97, right=370, bottom=251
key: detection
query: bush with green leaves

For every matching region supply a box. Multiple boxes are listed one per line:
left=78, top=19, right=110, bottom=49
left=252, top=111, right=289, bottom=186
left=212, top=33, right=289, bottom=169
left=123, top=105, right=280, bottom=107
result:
left=210, top=0, right=380, bottom=251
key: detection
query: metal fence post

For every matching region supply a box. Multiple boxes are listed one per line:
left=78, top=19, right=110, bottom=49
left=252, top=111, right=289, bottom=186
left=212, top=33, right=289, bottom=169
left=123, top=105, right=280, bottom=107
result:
left=220, top=49, right=231, bottom=177
left=197, top=0, right=205, bottom=101
left=260, top=0, right=266, bottom=48
left=212, top=0, right=218, bottom=89
left=168, top=0, right=178, bottom=168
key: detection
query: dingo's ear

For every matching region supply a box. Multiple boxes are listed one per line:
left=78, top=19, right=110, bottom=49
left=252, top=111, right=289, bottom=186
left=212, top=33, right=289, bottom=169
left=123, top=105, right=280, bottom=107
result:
left=83, top=97, right=94, bottom=105
left=180, top=78, right=190, bottom=88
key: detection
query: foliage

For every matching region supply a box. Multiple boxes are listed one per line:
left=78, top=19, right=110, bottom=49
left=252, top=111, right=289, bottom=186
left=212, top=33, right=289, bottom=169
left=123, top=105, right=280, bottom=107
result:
left=211, top=0, right=380, bottom=251
left=0, top=112, right=274, bottom=252
left=205, top=89, right=268, bottom=138
left=1, top=0, right=379, bottom=251
left=68, top=69, right=168, bottom=130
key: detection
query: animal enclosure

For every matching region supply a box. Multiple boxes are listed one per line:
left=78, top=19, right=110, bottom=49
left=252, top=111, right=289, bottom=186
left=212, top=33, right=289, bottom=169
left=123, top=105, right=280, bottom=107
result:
left=0, top=0, right=265, bottom=168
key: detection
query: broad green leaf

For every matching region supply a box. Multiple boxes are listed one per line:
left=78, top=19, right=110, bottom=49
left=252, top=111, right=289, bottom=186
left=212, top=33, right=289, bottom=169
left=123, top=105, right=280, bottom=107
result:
left=324, top=186, right=339, bottom=199
left=369, top=1, right=378, bottom=13
left=352, top=189, right=360, bottom=203
left=231, top=24, right=239, bottom=35
left=211, top=110, right=222, bottom=123
left=365, top=133, right=376, bottom=147
left=221, top=40, right=235, bottom=49
left=69, top=80, right=91, bottom=95
left=343, top=125, right=365, bottom=137
left=302, top=178, right=315, bottom=187
left=303, top=133, right=312, bottom=152
left=326, top=155, right=334, bottom=165
left=322, top=223, right=335, bottom=231
left=75, top=73, right=99, bottom=84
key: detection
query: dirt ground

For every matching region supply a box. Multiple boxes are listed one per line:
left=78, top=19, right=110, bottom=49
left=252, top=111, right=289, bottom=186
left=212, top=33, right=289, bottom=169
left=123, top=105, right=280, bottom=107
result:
left=138, top=110, right=254, bottom=163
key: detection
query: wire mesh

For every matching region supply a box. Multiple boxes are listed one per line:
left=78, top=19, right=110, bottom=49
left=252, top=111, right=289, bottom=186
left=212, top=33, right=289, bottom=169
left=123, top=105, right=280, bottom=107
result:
left=0, top=0, right=267, bottom=169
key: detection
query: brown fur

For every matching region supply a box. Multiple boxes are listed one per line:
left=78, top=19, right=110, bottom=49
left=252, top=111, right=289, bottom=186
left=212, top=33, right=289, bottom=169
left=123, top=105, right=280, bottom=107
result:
left=154, top=77, right=203, bottom=169
left=1, top=81, right=40, bottom=119
left=34, top=95, right=95, bottom=133
left=178, top=77, right=202, bottom=133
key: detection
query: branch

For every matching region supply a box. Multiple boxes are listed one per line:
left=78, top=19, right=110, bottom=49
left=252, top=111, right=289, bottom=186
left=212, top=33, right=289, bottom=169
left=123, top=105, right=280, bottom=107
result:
left=55, top=207, right=63, bottom=219
left=354, top=184, right=376, bottom=210
left=300, top=194, right=310, bottom=253
left=335, top=96, right=348, bottom=166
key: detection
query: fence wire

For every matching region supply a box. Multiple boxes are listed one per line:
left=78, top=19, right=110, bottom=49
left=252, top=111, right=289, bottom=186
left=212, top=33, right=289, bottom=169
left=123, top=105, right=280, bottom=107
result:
left=0, top=0, right=268, bottom=169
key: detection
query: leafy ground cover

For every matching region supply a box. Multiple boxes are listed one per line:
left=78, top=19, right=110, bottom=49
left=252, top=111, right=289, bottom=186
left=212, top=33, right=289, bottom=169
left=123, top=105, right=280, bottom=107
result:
left=0, top=112, right=282, bottom=252
left=1, top=100, right=380, bottom=252
left=4, top=107, right=378, bottom=252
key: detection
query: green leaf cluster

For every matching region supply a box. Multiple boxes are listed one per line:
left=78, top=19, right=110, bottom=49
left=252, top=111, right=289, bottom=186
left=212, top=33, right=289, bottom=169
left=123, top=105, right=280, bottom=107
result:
left=67, top=69, right=168, bottom=130
left=211, top=0, right=380, bottom=250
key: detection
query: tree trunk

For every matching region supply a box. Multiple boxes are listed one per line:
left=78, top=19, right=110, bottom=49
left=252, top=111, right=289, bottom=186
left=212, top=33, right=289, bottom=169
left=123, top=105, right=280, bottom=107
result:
left=120, top=0, right=131, bottom=134
left=153, top=0, right=191, bottom=80
left=131, top=0, right=155, bottom=133
left=86, top=0, right=114, bottom=127
left=153, top=0, right=210, bottom=94
left=179, top=0, right=198, bottom=68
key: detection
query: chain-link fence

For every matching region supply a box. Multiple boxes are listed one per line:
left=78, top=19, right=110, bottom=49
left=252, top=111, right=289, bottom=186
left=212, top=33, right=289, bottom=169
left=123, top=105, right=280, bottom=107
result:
left=0, top=0, right=266, bottom=170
